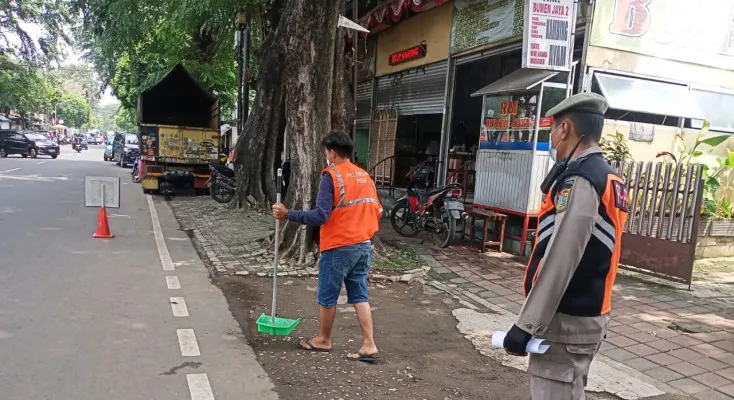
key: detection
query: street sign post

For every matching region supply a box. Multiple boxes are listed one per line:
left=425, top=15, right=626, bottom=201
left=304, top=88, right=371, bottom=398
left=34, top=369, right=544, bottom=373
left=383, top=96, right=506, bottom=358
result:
left=85, top=176, right=121, bottom=209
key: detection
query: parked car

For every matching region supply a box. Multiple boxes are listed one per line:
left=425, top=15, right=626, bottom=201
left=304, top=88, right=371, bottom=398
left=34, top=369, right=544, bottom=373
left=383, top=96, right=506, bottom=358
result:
left=0, top=130, right=42, bottom=158
left=113, top=132, right=139, bottom=168
left=104, top=136, right=115, bottom=161
left=23, top=132, right=60, bottom=159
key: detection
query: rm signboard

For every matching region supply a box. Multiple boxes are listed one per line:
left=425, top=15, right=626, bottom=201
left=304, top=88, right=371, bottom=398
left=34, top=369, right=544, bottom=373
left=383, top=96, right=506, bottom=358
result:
left=389, top=44, right=428, bottom=66
left=522, top=0, right=576, bottom=71
left=590, top=0, right=734, bottom=71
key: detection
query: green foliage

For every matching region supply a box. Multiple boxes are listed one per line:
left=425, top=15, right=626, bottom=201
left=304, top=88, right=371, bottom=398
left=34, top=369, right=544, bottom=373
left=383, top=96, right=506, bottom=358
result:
left=74, top=0, right=266, bottom=122
left=113, top=107, right=137, bottom=132
left=0, top=54, right=61, bottom=118
left=57, top=93, right=91, bottom=128
left=667, top=121, right=734, bottom=218
left=0, top=0, right=73, bottom=62
left=51, top=64, right=102, bottom=109
left=600, top=131, right=632, bottom=164
left=96, top=103, right=121, bottom=131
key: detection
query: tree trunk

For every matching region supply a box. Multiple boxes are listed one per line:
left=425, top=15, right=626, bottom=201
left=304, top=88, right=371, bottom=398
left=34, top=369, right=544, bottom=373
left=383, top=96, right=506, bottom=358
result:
left=234, top=0, right=349, bottom=264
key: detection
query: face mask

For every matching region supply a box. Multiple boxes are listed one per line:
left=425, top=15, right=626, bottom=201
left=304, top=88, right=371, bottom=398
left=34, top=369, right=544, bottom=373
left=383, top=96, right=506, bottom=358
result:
left=549, top=126, right=563, bottom=162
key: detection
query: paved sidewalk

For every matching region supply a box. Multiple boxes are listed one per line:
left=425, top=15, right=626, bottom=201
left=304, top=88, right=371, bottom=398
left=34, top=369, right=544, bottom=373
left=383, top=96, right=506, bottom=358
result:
left=381, top=226, right=734, bottom=400
left=169, top=197, right=734, bottom=399
left=169, top=197, right=317, bottom=277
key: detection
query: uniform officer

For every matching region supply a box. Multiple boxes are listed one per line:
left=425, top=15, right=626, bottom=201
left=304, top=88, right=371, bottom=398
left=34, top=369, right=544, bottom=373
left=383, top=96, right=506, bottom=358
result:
left=503, top=93, right=630, bottom=399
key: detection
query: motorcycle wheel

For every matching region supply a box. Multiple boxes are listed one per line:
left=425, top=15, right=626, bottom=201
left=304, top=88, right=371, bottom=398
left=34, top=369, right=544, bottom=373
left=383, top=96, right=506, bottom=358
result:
left=390, top=201, right=421, bottom=237
left=431, top=207, right=456, bottom=248
left=210, top=179, right=235, bottom=203
left=131, top=169, right=141, bottom=183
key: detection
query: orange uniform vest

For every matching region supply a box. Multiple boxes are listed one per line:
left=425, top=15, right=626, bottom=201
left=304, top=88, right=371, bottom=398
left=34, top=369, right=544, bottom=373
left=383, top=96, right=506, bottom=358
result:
left=228, top=149, right=235, bottom=163
left=524, top=153, right=629, bottom=316
left=320, top=162, right=382, bottom=252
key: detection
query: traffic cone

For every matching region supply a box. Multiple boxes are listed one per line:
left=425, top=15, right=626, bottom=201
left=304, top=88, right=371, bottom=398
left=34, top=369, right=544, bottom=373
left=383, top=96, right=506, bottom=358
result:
left=93, top=206, right=114, bottom=239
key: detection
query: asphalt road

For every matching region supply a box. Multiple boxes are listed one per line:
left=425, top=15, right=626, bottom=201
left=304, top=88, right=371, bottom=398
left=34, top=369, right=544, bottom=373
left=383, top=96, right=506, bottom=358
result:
left=0, top=146, right=277, bottom=400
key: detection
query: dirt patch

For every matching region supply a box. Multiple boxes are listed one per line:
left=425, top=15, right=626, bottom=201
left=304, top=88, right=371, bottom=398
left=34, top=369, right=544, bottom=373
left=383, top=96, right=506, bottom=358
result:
left=213, top=274, right=628, bottom=400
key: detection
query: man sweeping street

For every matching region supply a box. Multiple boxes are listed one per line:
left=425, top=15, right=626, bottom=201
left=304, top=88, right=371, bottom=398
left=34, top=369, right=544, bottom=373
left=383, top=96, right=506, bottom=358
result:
left=272, top=130, right=383, bottom=362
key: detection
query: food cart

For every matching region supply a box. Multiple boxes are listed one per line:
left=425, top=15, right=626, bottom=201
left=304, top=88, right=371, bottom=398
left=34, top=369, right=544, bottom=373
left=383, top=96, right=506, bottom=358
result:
left=469, top=68, right=571, bottom=256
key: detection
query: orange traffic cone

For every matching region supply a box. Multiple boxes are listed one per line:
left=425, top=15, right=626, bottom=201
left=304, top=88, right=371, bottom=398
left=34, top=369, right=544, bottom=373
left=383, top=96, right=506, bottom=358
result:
left=93, top=206, right=114, bottom=239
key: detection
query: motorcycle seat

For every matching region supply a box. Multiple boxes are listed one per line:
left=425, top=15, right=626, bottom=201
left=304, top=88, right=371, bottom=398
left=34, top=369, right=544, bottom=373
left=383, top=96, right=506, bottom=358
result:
left=212, top=164, right=235, bottom=177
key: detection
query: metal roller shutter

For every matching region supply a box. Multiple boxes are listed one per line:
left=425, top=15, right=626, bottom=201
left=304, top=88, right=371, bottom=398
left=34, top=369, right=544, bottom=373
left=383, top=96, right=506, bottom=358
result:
left=375, top=61, right=448, bottom=115
left=356, top=81, right=373, bottom=130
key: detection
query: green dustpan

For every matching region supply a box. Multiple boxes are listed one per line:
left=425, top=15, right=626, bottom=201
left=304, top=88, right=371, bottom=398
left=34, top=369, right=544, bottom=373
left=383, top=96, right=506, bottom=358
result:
left=256, top=313, right=302, bottom=336
left=257, top=168, right=301, bottom=336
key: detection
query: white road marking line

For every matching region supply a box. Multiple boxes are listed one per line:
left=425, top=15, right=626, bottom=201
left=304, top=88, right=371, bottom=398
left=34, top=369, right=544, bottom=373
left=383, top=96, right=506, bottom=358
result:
left=36, top=161, right=46, bottom=165
left=170, top=297, right=189, bottom=317
left=166, top=276, right=181, bottom=289
left=3, top=168, right=20, bottom=173
left=187, top=374, right=215, bottom=400
left=177, top=329, right=201, bottom=356
left=146, top=195, right=175, bottom=271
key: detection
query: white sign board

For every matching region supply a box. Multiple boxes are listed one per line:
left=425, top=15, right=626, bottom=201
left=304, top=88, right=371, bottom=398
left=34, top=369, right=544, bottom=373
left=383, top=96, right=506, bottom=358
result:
left=522, top=0, right=576, bottom=71
left=338, top=15, right=370, bottom=33
left=85, top=176, right=121, bottom=208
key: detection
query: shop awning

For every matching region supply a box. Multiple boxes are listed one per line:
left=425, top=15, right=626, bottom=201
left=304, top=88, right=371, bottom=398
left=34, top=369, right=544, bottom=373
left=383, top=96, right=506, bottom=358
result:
left=594, top=73, right=705, bottom=120
left=470, top=68, right=559, bottom=97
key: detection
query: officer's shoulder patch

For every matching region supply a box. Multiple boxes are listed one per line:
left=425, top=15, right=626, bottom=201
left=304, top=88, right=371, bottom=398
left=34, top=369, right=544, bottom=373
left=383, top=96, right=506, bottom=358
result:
left=612, top=180, right=630, bottom=212
left=555, top=180, right=574, bottom=213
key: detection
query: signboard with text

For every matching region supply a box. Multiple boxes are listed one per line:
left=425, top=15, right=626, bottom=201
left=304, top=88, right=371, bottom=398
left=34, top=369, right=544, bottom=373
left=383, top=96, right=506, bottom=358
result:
left=389, top=44, right=428, bottom=65
left=450, top=0, right=525, bottom=54
left=522, top=0, right=576, bottom=71
left=589, top=0, right=734, bottom=71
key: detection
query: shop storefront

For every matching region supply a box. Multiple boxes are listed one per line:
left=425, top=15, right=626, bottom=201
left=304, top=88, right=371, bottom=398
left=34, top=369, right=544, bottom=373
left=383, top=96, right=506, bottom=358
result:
left=368, top=0, right=453, bottom=187
left=583, top=0, right=734, bottom=161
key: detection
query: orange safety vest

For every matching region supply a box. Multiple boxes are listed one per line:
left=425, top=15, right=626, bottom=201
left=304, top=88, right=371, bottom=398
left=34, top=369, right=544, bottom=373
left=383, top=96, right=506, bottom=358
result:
left=320, top=162, right=382, bottom=252
left=228, top=149, right=235, bottom=163
left=524, top=153, right=629, bottom=316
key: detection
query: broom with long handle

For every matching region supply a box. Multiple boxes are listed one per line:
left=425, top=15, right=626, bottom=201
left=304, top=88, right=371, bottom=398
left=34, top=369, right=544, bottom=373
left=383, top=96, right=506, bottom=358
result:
left=271, top=168, right=282, bottom=325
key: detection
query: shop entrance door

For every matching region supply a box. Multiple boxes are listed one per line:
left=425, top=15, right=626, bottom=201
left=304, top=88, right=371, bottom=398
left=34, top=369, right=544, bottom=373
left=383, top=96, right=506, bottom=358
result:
left=369, top=107, right=399, bottom=188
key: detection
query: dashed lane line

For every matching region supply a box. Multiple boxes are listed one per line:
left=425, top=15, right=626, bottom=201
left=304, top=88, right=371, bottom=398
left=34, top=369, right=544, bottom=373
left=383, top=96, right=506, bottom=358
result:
left=177, top=329, right=201, bottom=356
left=166, top=276, right=181, bottom=289
left=186, top=374, right=215, bottom=400
left=3, top=168, right=20, bottom=173
left=146, top=195, right=175, bottom=271
left=170, top=297, right=189, bottom=317
left=36, top=161, right=46, bottom=165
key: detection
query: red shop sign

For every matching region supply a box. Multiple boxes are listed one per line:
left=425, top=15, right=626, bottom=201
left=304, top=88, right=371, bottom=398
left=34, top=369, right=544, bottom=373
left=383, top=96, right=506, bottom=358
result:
left=389, top=44, right=427, bottom=65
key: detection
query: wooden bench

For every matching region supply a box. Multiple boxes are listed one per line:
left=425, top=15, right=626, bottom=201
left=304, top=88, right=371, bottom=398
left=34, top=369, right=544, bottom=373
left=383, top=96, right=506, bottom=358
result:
left=461, top=208, right=507, bottom=253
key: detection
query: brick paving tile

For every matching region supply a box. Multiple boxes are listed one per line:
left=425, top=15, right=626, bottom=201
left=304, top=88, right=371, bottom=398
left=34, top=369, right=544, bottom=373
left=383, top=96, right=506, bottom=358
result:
left=717, top=368, right=734, bottom=381
left=714, top=354, right=734, bottom=367
left=599, top=342, right=617, bottom=353
left=667, top=362, right=707, bottom=377
left=692, top=332, right=734, bottom=343
left=603, top=348, right=637, bottom=362
left=645, top=366, right=685, bottom=382
left=651, top=302, right=678, bottom=311
left=692, top=343, right=728, bottom=357
left=479, top=273, right=501, bottom=280
left=492, top=287, right=515, bottom=296
left=646, top=353, right=683, bottom=366
left=721, top=384, right=734, bottom=397
left=632, top=305, right=661, bottom=314
left=653, top=295, right=678, bottom=302
left=651, top=329, right=680, bottom=339
left=669, top=348, right=708, bottom=361
left=610, top=325, right=643, bottom=336
left=668, top=378, right=710, bottom=395
left=694, top=389, right=734, bottom=400
left=689, top=356, right=729, bottom=372
left=687, top=306, right=713, bottom=314
left=478, top=290, right=498, bottom=299
left=668, top=335, right=705, bottom=347
left=626, top=330, right=660, bottom=344
left=713, top=340, right=734, bottom=352
left=606, top=335, right=638, bottom=348
left=633, top=312, right=663, bottom=322
left=622, top=357, right=661, bottom=371
left=631, top=321, right=665, bottom=333
left=648, top=339, right=682, bottom=352
left=693, top=372, right=732, bottom=388
left=626, top=343, right=659, bottom=357
left=614, top=315, right=641, bottom=324
left=669, top=300, right=695, bottom=308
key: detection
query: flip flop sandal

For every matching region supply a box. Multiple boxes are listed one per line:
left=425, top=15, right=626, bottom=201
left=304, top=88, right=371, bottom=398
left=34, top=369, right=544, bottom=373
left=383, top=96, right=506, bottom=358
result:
left=347, top=352, right=380, bottom=363
left=298, top=340, right=331, bottom=353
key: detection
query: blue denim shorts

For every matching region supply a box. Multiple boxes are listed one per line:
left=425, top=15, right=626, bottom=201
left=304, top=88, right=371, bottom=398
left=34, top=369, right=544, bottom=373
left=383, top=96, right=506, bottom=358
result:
left=317, top=242, right=372, bottom=307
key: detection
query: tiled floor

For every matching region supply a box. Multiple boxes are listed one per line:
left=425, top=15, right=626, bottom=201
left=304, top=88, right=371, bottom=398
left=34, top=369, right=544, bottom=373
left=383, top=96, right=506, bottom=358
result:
left=381, top=225, right=734, bottom=398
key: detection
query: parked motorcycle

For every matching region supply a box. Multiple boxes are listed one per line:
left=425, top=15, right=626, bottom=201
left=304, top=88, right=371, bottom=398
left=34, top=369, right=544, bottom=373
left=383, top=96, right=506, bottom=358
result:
left=131, top=156, right=141, bottom=183
left=208, top=163, right=236, bottom=203
left=390, top=160, right=466, bottom=248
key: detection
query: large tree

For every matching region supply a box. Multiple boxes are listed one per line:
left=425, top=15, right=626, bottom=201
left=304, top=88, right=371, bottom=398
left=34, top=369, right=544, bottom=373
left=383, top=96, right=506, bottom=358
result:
left=0, top=54, right=61, bottom=120
left=234, top=0, right=354, bottom=262
left=0, top=0, right=73, bottom=62
left=52, top=63, right=102, bottom=109
left=57, top=93, right=91, bottom=128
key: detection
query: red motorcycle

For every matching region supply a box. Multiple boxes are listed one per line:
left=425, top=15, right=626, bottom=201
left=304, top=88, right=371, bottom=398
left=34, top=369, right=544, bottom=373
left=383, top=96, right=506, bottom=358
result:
left=390, top=160, right=466, bottom=248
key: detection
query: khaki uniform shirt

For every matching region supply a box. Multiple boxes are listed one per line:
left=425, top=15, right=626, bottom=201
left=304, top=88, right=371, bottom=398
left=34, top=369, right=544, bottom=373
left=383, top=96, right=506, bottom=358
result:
left=517, top=146, right=610, bottom=344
